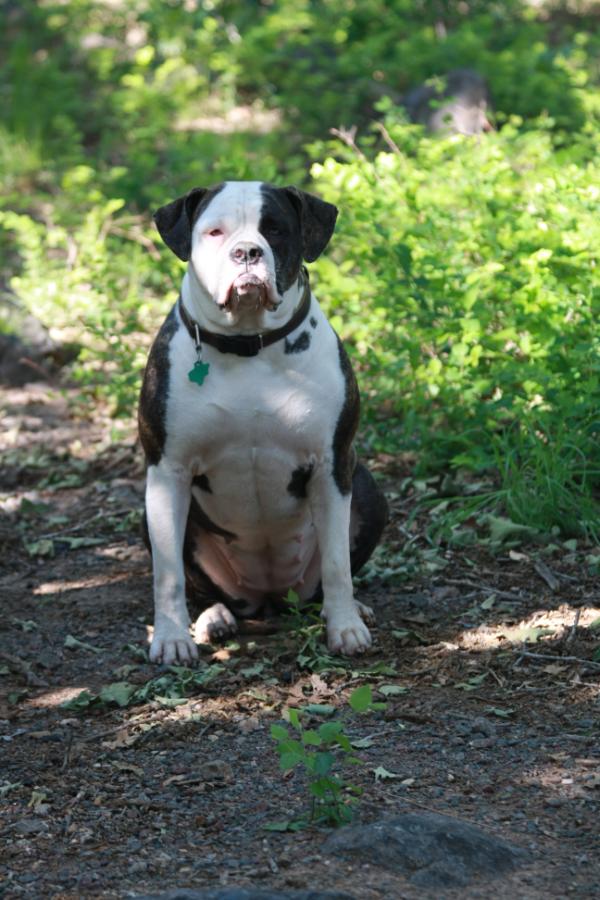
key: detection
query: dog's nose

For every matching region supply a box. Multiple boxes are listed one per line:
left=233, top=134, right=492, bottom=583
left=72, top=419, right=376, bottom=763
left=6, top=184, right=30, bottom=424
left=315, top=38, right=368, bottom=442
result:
left=230, top=242, right=263, bottom=265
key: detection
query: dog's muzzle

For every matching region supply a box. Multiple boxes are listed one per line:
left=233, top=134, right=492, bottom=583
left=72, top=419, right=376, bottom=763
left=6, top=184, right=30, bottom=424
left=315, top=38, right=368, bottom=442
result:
left=222, top=242, right=278, bottom=312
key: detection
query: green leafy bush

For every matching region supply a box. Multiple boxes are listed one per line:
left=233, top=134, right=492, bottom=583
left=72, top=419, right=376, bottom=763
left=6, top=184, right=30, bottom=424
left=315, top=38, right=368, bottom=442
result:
left=310, top=111, right=600, bottom=533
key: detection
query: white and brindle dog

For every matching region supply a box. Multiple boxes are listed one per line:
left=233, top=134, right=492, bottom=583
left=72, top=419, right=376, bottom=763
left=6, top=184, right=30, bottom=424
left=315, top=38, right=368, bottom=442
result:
left=139, top=181, right=388, bottom=665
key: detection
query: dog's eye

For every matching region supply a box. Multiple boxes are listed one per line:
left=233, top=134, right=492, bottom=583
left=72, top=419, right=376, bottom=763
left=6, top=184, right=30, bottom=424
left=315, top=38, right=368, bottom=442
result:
left=207, top=228, right=223, bottom=237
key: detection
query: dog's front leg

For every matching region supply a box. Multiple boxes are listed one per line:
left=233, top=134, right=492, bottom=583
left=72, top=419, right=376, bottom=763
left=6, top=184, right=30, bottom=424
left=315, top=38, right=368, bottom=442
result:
left=145, top=461, right=198, bottom=665
left=310, top=474, right=373, bottom=656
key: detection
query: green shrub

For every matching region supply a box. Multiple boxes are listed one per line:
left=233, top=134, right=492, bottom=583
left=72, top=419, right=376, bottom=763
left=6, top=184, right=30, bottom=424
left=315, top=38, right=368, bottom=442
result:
left=310, top=110, right=600, bottom=534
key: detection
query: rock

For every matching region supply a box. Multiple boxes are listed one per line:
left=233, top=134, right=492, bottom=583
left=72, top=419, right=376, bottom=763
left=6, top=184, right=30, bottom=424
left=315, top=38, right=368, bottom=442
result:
left=470, top=717, right=496, bottom=738
left=403, top=69, right=492, bottom=135
left=133, top=890, right=355, bottom=900
left=0, top=297, right=80, bottom=386
left=13, top=817, right=49, bottom=835
left=323, top=813, right=527, bottom=888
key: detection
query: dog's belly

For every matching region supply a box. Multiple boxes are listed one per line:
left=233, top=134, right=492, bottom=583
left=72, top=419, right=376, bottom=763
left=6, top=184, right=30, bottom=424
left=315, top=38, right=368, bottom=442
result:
left=192, top=523, right=320, bottom=607
left=189, top=442, right=322, bottom=608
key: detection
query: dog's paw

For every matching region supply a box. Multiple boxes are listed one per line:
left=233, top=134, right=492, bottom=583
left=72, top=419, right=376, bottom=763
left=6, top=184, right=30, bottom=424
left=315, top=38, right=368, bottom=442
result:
left=193, top=602, right=238, bottom=644
left=149, top=627, right=199, bottom=666
left=325, top=610, right=372, bottom=656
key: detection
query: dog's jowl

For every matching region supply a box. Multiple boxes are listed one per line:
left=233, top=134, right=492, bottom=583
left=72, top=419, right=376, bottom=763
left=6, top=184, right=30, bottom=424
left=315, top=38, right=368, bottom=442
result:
left=139, top=181, right=388, bottom=665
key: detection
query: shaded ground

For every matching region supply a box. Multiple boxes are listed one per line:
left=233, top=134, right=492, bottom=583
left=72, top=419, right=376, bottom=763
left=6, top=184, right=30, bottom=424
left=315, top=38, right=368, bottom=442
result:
left=1, top=380, right=599, bottom=898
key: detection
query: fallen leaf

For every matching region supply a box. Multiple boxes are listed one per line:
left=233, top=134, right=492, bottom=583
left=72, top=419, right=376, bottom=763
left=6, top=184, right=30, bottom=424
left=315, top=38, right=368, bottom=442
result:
left=102, top=729, right=139, bottom=750
left=25, top=539, right=55, bottom=558
left=486, top=707, right=515, bottom=719
left=153, top=695, right=188, bottom=708
left=98, top=682, right=137, bottom=707
left=64, top=634, right=105, bottom=654
left=263, top=820, right=305, bottom=832
left=514, top=626, right=555, bottom=644
left=301, top=703, right=336, bottom=717
left=372, top=766, right=403, bottom=782
left=0, top=782, right=22, bottom=796
left=378, top=684, right=408, bottom=697
left=483, top=515, right=538, bottom=545
left=239, top=662, right=266, bottom=678
left=454, top=673, right=488, bottom=691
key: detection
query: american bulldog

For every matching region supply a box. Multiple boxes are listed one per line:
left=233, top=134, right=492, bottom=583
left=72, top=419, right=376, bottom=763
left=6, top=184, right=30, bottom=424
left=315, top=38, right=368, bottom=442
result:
left=139, top=181, right=388, bottom=665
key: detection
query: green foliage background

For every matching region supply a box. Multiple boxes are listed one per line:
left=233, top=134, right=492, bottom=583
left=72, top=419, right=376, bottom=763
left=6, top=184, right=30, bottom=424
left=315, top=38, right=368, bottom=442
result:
left=2, top=0, right=600, bottom=536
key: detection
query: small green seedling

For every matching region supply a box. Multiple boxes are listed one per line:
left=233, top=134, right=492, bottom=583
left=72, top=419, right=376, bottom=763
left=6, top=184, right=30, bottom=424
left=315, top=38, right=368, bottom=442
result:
left=282, top=590, right=350, bottom=673
left=269, top=683, right=383, bottom=829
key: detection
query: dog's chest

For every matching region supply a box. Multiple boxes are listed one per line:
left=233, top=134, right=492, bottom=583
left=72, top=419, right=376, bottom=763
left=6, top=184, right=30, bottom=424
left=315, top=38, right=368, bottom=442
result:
left=163, top=324, right=343, bottom=525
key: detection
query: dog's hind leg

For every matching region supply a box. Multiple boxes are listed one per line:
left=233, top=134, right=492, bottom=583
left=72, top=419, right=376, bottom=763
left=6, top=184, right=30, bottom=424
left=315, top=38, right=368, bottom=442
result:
left=349, top=461, right=389, bottom=576
left=345, top=462, right=389, bottom=627
left=183, top=513, right=240, bottom=644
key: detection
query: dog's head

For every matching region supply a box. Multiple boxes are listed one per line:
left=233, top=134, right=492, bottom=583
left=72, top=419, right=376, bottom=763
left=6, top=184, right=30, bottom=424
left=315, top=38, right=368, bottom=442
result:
left=153, top=182, right=338, bottom=317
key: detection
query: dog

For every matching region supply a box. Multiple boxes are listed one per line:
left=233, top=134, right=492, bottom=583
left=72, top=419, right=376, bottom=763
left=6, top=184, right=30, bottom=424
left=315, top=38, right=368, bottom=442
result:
left=139, top=181, right=388, bottom=665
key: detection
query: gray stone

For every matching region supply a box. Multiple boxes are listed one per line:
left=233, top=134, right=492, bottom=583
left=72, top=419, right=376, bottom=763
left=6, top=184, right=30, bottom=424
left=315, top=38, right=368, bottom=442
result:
left=13, top=817, right=49, bottom=835
left=323, top=813, right=528, bottom=888
left=133, top=890, right=355, bottom=900
left=403, top=69, right=492, bottom=135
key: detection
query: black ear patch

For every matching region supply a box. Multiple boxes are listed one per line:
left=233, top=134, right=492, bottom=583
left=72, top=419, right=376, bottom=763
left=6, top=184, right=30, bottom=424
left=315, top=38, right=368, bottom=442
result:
left=283, top=187, right=338, bottom=262
left=153, top=184, right=223, bottom=261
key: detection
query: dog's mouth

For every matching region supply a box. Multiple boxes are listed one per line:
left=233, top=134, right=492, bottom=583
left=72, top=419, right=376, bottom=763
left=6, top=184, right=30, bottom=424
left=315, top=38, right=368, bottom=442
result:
left=221, top=274, right=279, bottom=312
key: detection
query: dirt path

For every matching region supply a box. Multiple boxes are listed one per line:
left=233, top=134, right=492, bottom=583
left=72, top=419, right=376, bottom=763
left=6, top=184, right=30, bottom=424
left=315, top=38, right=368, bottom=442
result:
left=1, top=381, right=599, bottom=898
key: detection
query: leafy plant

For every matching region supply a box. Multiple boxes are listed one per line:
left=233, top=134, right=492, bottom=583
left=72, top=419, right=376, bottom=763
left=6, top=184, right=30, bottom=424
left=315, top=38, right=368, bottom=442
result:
left=310, top=106, right=600, bottom=537
left=269, top=684, right=384, bottom=828
left=62, top=663, right=225, bottom=711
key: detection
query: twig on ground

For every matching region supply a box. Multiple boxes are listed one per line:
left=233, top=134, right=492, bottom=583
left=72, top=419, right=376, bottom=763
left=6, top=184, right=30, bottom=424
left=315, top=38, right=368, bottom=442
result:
left=485, top=667, right=505, bottom=687
left=40, top=509, right=130, bottom=539
left=442, top=577, right=525, bottom=603
left=533, top=559, right=561, bottom=592
left=565, top=608, right=581, bottom=644
left=61, top=731, right=73, bottom=771
left=516, top=650, right=600, bottom=671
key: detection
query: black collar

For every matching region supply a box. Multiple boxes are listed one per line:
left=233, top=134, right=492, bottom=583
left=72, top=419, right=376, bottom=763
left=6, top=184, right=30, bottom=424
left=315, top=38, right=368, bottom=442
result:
left=177, top=273, right=311, bottom=358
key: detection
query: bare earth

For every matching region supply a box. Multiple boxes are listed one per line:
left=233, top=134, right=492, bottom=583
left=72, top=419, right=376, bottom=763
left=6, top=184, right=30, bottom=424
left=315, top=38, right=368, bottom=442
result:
left=1, top=381, right=599, bottom=899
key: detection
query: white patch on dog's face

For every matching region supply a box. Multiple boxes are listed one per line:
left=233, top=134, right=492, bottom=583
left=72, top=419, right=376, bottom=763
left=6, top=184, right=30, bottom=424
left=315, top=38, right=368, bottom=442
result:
left=189, top=182, right=280, bottom=313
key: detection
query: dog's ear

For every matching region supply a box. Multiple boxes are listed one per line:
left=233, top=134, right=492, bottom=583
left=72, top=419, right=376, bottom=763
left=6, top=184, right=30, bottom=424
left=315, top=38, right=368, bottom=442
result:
left=283, top=187, right=338, bottom=262
left=153, top=188, right=209, bottom=261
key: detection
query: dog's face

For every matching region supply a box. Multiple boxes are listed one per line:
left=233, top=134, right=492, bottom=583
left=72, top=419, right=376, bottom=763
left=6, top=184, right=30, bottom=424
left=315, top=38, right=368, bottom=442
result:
left=153, top=181, right=338, bottom=317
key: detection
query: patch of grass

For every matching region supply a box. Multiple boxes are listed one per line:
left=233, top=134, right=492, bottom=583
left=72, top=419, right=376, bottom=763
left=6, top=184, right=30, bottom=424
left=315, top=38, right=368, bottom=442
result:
left=493, top=418, right=600, bottom=541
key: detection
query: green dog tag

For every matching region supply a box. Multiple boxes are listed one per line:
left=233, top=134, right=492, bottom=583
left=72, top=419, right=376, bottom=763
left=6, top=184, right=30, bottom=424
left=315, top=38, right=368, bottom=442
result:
left=188, top=360, right=210, bottom=385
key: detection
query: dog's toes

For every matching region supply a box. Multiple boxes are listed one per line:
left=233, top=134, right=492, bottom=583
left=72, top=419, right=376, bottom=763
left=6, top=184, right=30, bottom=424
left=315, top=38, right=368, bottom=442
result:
left=356, top=601, right=376, bottom=626
left=150, top=630, right=199, bottom=666
left=326, top=615, right=372, bottom=657
left=193, top=602, right=238, bottom=644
